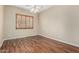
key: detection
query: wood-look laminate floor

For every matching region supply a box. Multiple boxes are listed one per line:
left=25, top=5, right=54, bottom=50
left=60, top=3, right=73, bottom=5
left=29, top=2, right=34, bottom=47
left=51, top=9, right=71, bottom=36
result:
left=0, top=35, right=79, bottom=53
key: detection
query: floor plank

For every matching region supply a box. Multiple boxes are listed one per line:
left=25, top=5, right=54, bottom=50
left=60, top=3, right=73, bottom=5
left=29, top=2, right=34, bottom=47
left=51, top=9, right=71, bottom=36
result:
left=0, top=35, right=79, bottom=53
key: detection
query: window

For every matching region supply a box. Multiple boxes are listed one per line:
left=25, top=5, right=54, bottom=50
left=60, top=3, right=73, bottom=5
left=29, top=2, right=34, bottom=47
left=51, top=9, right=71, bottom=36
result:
left=16, top=13, right=34, bottom=29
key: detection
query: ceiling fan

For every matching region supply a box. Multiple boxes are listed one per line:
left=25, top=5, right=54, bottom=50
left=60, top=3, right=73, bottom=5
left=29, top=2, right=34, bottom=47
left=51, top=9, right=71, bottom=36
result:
left=26, top=5, right=44, bottom=13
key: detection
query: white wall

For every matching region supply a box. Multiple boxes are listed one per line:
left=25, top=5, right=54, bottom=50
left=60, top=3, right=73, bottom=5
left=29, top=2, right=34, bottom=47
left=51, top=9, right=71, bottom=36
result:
left=39, top=6, right=79, bottom=47
left=0, top=6, right=4, bottom=47
left=4, top=6, right=38, bottom=39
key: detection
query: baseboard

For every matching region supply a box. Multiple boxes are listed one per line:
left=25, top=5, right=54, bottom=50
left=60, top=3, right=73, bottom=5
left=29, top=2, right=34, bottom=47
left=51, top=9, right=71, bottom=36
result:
left=39, top=34, right=79, bottom=47
left=5, top=34, right=38, bottom=40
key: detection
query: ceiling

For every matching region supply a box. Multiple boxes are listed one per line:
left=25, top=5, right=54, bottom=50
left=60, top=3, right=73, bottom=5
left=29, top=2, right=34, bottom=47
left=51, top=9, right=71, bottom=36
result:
left=12, top=5, right=52, bottom=13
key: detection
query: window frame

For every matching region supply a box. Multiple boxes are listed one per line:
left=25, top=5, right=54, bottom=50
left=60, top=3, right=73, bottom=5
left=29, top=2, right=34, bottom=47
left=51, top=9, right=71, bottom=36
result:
left=16, top=13, right=34, bottom=29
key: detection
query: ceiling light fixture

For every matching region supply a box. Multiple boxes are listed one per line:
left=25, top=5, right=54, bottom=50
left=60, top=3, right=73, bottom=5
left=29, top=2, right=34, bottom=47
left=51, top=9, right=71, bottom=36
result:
left=30, top=5, right=41, bottom=13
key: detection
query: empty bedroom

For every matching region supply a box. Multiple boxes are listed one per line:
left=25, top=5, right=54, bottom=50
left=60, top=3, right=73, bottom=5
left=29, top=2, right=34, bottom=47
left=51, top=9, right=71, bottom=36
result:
left=0, top=5, right=79, bottom=53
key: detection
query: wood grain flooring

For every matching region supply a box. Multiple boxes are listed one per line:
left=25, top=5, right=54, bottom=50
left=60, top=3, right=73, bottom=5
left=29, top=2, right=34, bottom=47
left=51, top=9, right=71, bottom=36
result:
left=0, top=35, right=79, bottom=53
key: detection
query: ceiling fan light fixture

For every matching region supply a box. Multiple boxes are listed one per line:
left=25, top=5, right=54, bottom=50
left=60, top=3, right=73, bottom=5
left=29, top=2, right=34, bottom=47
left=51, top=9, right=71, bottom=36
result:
left=30, top=5, right=41, bottom=13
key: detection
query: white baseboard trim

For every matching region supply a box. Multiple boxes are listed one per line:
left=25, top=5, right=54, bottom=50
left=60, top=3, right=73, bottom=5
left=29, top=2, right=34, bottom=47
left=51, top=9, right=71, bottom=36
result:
left=5, top=34, right=37, bottom=40
left=39, top=34, right=79, bottom=47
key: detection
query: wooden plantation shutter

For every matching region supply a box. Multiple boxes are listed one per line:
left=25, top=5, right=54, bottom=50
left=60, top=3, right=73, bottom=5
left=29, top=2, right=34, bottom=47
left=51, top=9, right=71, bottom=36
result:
left=16, top=13, right=34, bottom=29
